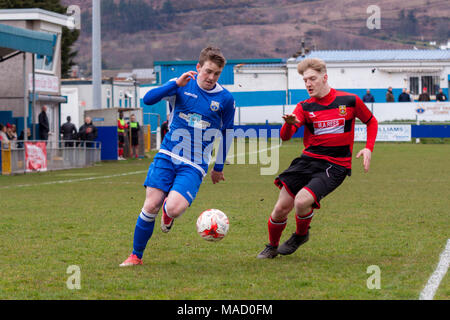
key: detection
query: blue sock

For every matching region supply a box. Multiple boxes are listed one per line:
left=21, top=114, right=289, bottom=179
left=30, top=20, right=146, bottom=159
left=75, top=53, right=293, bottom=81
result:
left=132, top=210, right=157, bottom=259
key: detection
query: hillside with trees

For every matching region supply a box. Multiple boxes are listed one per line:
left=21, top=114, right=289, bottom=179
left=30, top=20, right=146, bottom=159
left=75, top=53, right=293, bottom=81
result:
left=14, top=0, right=450, bottom=76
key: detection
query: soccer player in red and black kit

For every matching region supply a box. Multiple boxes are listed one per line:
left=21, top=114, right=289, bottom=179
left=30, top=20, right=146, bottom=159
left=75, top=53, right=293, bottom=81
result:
left=257, top=58, right=378, bottom=259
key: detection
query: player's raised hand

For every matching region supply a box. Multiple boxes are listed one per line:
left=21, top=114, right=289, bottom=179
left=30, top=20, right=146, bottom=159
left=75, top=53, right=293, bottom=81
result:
left=356, top=148, right=372, bottom=173
left=282, top=113, right=300, bottom=125
left=176, top=71, right=197, bottom=87
left=211, top=170, right=225, bottom=184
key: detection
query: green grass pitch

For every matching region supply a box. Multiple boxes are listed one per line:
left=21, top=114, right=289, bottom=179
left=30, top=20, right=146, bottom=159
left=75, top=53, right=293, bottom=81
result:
left=0, top=139, right=448, bottom=299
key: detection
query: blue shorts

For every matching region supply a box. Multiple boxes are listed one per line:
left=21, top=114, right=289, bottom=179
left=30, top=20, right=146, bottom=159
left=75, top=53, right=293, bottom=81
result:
left=143, top=154, right=204, bottom=205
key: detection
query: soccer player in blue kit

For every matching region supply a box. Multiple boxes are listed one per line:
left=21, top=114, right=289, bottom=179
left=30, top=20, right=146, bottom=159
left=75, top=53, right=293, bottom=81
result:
left=120, top=47, right=235, bottom=266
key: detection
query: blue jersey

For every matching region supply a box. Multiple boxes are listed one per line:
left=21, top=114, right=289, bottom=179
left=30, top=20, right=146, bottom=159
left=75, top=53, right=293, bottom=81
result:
left=143, top=77, right=235, bottom=176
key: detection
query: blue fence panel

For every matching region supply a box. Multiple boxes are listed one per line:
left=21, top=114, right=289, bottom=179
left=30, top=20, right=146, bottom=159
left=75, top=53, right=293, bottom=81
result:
left=233, top=125, right=304, bottom=138
left=233, top=125, right=449, bottom=138
left=411, top=125, right=450, bottom=138
left=96, top=126, right=118, bottom=160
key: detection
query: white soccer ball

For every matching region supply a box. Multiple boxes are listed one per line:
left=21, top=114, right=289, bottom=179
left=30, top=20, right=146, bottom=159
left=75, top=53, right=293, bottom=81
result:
left=196, top=209, right=229, bottom=241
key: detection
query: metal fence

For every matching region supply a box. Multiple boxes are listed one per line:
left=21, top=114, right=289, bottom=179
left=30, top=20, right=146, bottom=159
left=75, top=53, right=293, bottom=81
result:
left=2, top=140, right=101, bottom=175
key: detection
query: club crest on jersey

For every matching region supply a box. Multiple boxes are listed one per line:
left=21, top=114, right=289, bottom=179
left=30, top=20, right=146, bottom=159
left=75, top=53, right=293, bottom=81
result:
left=338, top=105, right=347, bottom=116
left=210, top=100, right=220, bottom=112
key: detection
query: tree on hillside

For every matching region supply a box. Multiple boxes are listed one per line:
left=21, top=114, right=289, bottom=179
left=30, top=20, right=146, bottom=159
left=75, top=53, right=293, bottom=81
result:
left=0, top=0, right=79, bottom=78
left=398, top=9, right=418, bottom=39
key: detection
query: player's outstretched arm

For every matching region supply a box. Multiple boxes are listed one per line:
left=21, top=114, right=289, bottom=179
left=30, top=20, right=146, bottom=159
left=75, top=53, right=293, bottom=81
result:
left=143, top=70, right=197, bottom=106
left=356, top=148, right=372, bottom=173
left=280, top=113, right=300, bottom=141
left=282, top=113, right=300, bottom=125
left=356, top=114, right=378, bottom=173
left=211, top=170, right=225, bottom=184
left=143, top=80, right=178, bottom=105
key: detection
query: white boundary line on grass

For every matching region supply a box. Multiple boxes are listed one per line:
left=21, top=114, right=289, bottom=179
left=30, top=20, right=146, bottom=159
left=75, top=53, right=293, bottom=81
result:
left=1, top=141, right=283, bottom=189
left=0, top=170, right=147, bottom=189
left=419, top=239, right=450, bottom=300
left=210, top=139, right=283, bottom=163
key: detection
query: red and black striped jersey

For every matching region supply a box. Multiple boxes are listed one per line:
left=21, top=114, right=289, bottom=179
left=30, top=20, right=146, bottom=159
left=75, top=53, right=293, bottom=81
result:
left=281, top=88, right=378, bottom=169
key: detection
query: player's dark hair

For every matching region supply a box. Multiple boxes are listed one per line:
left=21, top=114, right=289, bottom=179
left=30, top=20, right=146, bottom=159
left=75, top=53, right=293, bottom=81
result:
left=199, top=46, right=226, bottom=68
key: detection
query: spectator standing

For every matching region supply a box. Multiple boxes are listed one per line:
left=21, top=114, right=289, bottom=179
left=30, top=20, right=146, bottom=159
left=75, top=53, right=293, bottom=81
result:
left=436, top=88, right=447, bottom=102
left=17, top=128, right=32, bottom=148
left=61, top=116, right=78, bottom=147
left=0, top=123, right=10, bottom=148
left=38, top=105, right=50, bottom=140
left=127, top=114, right=141, bottom=159
left=6, top=123, right=17, bottom=148
left=386, top=87, right=395, bottom=102
left=362, top=89, right=375, bottom=103
left=398, top=88, right=411, bottom=102
left=418, top=87, right=431, bottom=101
left=117, top=111, right=128, bottom=160
left=78, top=116, right=98, bottom=147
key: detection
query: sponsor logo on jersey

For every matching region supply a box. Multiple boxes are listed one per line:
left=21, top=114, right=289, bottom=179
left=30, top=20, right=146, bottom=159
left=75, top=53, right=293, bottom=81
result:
left=210, top=100, right=220, bottom=112
left=184, top=92, right=198, bottom=99
left=309, top=112, right=316, bottom=118
left=338, top=105, right=347, bottom=116
left=179, top=112, right=211, bottom=129
left=313, top=118, right=345, bottom=135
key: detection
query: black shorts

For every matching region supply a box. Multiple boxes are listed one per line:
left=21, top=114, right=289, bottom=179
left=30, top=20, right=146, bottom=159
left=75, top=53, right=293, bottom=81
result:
left=118, top=133, right=124, bottom=145
left=274, top=156, right=348, bottom=209
left=131, top=136, right=139, bottom=146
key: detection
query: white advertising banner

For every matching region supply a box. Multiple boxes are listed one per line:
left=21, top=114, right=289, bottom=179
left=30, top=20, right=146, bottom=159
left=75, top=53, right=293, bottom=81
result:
left=28, top=73, right=59, bottom=93
left=414, top=102, right=450, bottom=121
left=371, top=102, right=450, bottom=122
left=355, top=124, right=411, bottom=142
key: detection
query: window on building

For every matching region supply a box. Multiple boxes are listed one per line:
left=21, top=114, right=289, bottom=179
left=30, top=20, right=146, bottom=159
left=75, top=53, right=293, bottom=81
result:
left=35, top=54, right=54, bottom=72
left=421, top=76, right=440, bottom=95
left=409, top=77, right=419, bottom=95
left=409, top=75, right=440, bottom=95
left=34, top=33, right=58, bottom=73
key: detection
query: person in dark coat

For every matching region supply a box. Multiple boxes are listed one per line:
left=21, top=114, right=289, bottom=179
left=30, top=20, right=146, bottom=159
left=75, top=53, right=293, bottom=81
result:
left=17, top=128, right=32, bottom=148
left=78, top=116, right=98, bottom=147
left=61, top=116, right=78, bottom=147
left=362, top=89, right=375, bottom=103
left=38, top=105, right=49, bottom=140
left=436, top=88, right=447, bottom=102
left=418, top=87, right=431, bottom=101
left=385, top=87, right=395, bottom=102
left=398, top=88, right=411, bottom=102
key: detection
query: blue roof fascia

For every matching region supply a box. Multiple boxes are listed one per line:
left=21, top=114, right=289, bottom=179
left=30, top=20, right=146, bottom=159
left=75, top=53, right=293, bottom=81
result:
left=0, top=23, right=56, bottom=56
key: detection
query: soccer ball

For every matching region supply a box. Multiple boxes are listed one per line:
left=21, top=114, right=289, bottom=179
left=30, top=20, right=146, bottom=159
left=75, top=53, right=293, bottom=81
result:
left=196, top=209, right=229, bottom=241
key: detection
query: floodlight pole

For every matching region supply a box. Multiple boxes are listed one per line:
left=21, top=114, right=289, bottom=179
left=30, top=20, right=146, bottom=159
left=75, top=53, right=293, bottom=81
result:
left=23, top=52, right=27, bottom=142
left=92, top=0, right=102, bottom=109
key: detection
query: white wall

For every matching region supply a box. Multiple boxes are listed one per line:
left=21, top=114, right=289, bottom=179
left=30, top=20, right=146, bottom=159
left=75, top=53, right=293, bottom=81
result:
left=286, top=61, right=450, bottom=90
left=228, top=69, right=287, bottom=92
left=60, top=87, right=80, bottom=127
left=234, top=102, right=450, bottom=124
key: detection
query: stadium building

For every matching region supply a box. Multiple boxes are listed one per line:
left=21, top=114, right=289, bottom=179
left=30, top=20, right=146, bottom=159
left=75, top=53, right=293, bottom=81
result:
left=0, top=8, right=72, bottom=143
left=60, top=78, right=140, bottom=128
left=144, top=49, right=450, bottom=124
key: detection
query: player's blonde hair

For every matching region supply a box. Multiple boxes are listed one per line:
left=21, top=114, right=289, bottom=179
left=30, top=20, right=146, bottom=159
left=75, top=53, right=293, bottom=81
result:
left=297, top=58, right=327, bottom=75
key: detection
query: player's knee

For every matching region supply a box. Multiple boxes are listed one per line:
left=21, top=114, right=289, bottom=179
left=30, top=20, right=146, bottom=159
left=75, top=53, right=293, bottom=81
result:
left=164, top=201, right=186, bottom=219
left=143, top=199, right=162, bottom=215
left=272, top=202, right=292, bottom=219
left=294, top=197, right=311, bottom=213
